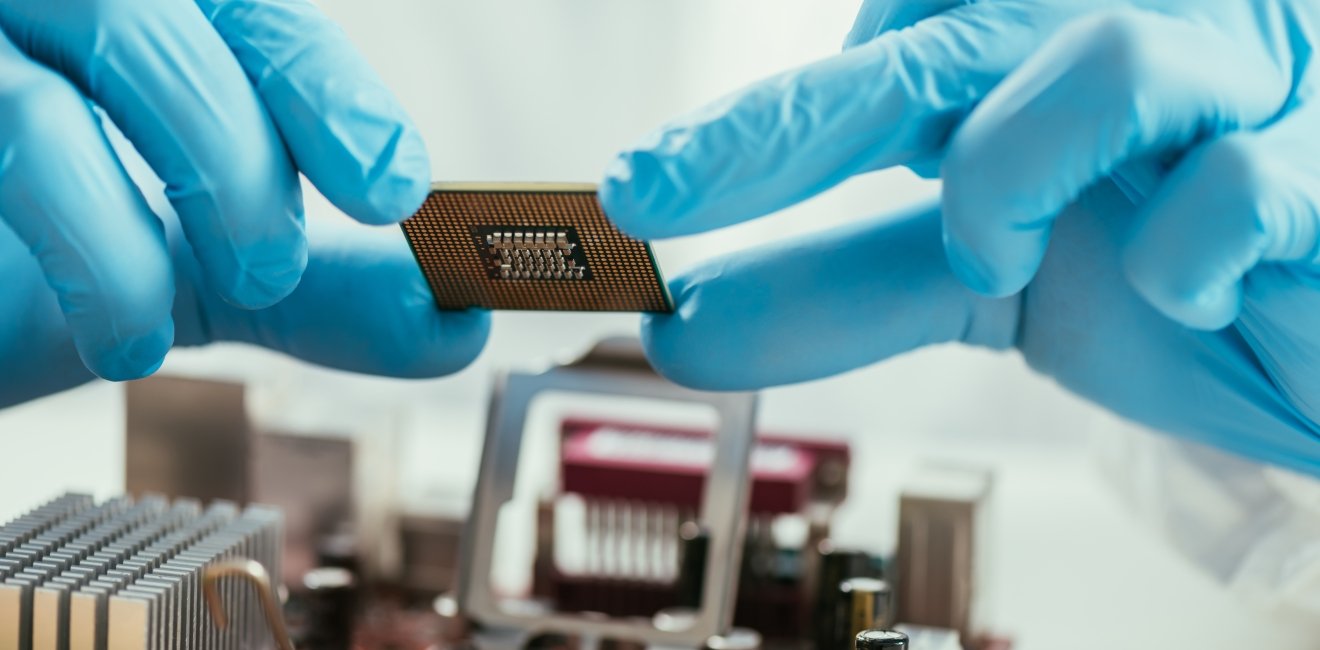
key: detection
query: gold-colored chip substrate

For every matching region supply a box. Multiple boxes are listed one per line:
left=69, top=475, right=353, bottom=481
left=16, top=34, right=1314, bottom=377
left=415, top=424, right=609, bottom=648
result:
left=401, top=182, right=674, bottom=312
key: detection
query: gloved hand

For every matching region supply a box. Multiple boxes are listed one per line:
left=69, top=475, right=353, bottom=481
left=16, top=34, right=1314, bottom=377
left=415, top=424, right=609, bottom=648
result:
left=602, top=0, right=1320, bottom=476
left=0, top=0, right=442, bottom=381
left=0, top=201, right=490, bottom=408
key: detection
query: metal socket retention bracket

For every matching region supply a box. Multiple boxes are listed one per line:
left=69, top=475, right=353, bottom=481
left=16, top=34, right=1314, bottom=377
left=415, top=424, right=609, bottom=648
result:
left=456, top=338, right=758, bottom=648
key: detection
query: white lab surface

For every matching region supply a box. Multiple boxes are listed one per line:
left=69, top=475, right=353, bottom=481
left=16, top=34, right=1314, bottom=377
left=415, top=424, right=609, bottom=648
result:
left=1, top=2, right=1319, bottom=648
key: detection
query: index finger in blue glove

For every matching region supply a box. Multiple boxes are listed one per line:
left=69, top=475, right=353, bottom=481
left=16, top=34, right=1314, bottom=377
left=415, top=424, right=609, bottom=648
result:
left=939, top=9, right=1289, bottom=297
left=0, top=0, right=306, bottom=310
left=174, top=222, right=490, bottom=378
left=601, top=2, right=1067, bottom=240
left=1123, top=101, right=1320, bottom=330
left=643, top=201, right=1019, bottom=390
left=195, top=0, right=431, bottom=225
left=0, top=34, right=174, bottom=381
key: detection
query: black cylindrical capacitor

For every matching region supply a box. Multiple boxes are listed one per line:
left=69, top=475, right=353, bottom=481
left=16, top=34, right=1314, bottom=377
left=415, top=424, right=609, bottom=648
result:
left=855, top=630, right=908, bottom=650
left=316, top=532, right=361, bottom=575
left=813, top=542, right=871, bottom=650
left=675, top=522, right=709, bottom=609
left=525, top=633, right=577, bottom=650
left=838, top=577, right=894, bottom=640
left=301, top=566, right=358, bottom=650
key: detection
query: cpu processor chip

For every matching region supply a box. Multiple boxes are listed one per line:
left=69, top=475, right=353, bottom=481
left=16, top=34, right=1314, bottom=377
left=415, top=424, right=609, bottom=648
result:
left=401, top=183, right=674, bottom=312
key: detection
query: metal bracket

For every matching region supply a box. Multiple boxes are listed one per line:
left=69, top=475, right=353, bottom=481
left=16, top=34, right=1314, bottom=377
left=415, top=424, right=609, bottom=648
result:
left=455, top=338, right=758, bottom=647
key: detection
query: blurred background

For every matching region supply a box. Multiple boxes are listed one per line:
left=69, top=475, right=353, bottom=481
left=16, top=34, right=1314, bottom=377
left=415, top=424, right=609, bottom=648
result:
left=2, top=1, right=1319, bottom=648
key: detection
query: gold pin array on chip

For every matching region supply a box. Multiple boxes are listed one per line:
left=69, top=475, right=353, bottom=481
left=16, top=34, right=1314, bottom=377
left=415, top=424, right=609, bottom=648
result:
left=400, top=182, right=674, bottom=312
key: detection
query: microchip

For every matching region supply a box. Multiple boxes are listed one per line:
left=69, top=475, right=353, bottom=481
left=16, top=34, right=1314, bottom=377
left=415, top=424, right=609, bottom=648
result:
left=400, top=183, right=674, bottom=312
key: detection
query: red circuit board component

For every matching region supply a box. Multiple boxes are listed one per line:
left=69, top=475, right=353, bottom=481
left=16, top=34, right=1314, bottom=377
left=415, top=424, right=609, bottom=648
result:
left=536, top=418, right=854, bottom=643
left=559, top=418, right=851, bottom=514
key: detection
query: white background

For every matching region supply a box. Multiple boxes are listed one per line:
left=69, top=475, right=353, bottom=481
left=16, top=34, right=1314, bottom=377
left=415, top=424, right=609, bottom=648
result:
left=1, top=1, right=1319, bottom=648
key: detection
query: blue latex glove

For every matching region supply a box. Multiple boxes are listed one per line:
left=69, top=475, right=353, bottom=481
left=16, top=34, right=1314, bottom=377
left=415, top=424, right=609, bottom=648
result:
left=0, top=201, right=490, bottom=408
left=602, top=1, right=1320, bottom=476
left=0, top=0, right=441, bottom=381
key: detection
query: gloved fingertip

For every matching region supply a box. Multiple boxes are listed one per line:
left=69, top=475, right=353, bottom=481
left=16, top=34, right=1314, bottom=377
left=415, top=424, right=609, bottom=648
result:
left=640, top=311, right=713, bottom=390
left=599, top=154, right=642, bottom=234
left=943, top=235, right=1022, bottom=298
left=85, top=323, right=174, bottom=382
left=1161, top=291, right=1242, bottom=331
left=426, top=308, right=492, bottom=376
left=600, top=148, right=683, bottom=241
left=1121, top=242, right=1245, bottom=330
left=1187, top=285, right=1243, bottom=330
left=1130, top=274, right=1242, bottom=331
left=639, top=278, right=746, bottom=391
left=214, top=238, right=309, bottom=310
left=351, top=126, right=432, bottom=226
